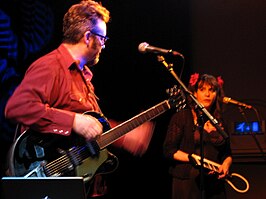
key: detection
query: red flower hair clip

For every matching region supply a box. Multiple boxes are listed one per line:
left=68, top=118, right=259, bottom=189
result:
left=216, top=76, right=224, bottom=88
left=189, top=73, right=199, bottom=86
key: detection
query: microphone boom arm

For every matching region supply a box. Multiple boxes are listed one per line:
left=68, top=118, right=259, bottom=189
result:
left=157, top=55, right=229, bottom=140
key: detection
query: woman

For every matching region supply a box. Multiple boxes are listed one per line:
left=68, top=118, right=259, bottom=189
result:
left=163, top=73, right=232, bottom=199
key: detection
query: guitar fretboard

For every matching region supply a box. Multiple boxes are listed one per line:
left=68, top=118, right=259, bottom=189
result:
left=97, top=100, right=171, bottom=149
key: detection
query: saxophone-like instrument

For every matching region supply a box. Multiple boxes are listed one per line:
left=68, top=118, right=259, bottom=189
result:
left=191, top=154, right=249, bottom=193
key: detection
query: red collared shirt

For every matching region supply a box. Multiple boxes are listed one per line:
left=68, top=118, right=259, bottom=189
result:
left=5, top=44, right=101, bottom=136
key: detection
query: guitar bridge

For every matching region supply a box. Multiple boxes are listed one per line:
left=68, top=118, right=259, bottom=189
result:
left=24, top=160, right=47, bottom=177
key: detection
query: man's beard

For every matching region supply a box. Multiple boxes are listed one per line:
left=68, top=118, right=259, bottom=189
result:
left=87, top=55, right=99, bottom=66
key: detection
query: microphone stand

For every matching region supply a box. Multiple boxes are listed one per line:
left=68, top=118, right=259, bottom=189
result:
left=157, top=55, right=229, bottom=199
left=196, top=108, right=206, bottom=199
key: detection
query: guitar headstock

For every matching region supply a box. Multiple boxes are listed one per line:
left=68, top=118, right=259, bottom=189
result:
left=166, top=85, right=187, bottom=112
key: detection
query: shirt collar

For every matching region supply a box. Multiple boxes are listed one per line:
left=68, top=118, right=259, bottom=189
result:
left=58, top=44, right=76, bottom=70
left=58, top=44, right=93, bottom=81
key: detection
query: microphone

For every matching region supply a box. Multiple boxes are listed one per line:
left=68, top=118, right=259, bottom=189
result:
left=138, top=42, right=184, bottom=58
left=223, top=97, right=252, bottom=109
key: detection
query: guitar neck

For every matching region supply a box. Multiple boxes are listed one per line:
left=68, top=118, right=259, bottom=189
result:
left=97, top=100, right=171, bottom=149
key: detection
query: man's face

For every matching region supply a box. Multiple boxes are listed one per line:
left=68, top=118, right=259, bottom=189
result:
left=87, top=20, right=107, bottom=66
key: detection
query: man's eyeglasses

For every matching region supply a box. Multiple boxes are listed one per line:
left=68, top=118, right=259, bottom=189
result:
left=90, top=31, right=109, bottom=45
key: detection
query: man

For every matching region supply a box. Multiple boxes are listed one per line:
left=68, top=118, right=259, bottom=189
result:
left=4, top=0, right=154, bottom=197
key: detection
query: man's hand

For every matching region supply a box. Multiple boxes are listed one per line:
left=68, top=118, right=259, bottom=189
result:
left=73, top=113, right=103, bottom=141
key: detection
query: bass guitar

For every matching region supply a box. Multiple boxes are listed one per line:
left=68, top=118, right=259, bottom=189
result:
left=7, top=86, right=186, bottom=183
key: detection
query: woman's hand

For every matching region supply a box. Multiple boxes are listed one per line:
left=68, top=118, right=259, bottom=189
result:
left=217, top=157, right=232, bottom=179
left=204, top=120, right=217, bottom=133
left=208, top=156, right=232, bottom=179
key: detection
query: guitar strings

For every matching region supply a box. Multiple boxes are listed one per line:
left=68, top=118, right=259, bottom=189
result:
left=44, top=146, right=90, bottom=176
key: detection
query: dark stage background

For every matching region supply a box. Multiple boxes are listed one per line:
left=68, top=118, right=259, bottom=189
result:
left=0, top=0, right=266, bottom=198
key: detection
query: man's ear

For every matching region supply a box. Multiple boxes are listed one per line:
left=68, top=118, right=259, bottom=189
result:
left=84, top=31, right=91, bottom=44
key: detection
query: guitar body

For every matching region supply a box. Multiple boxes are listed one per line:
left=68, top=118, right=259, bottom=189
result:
left=7, top=112, right=118, bottom=183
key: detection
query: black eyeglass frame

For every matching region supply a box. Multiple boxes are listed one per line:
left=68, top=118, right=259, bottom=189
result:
left=90, top=31, right=109, bottom=44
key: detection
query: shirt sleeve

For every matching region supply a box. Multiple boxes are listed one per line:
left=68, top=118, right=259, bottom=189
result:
left=163, top=110, right=189, bottom=160
left=163, top=109, right=195, bottom=161
left=5, top=57, right=74, bottom=136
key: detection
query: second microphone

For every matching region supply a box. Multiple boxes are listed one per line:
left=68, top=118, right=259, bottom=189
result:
left=138, top=42, right=184, bottom=58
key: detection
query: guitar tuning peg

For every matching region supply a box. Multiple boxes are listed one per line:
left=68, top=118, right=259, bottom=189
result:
left=166, top=85, right=180, bottom=96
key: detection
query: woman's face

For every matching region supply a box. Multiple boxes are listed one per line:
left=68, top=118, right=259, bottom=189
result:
left=194, top=82, right=217, bottom=110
